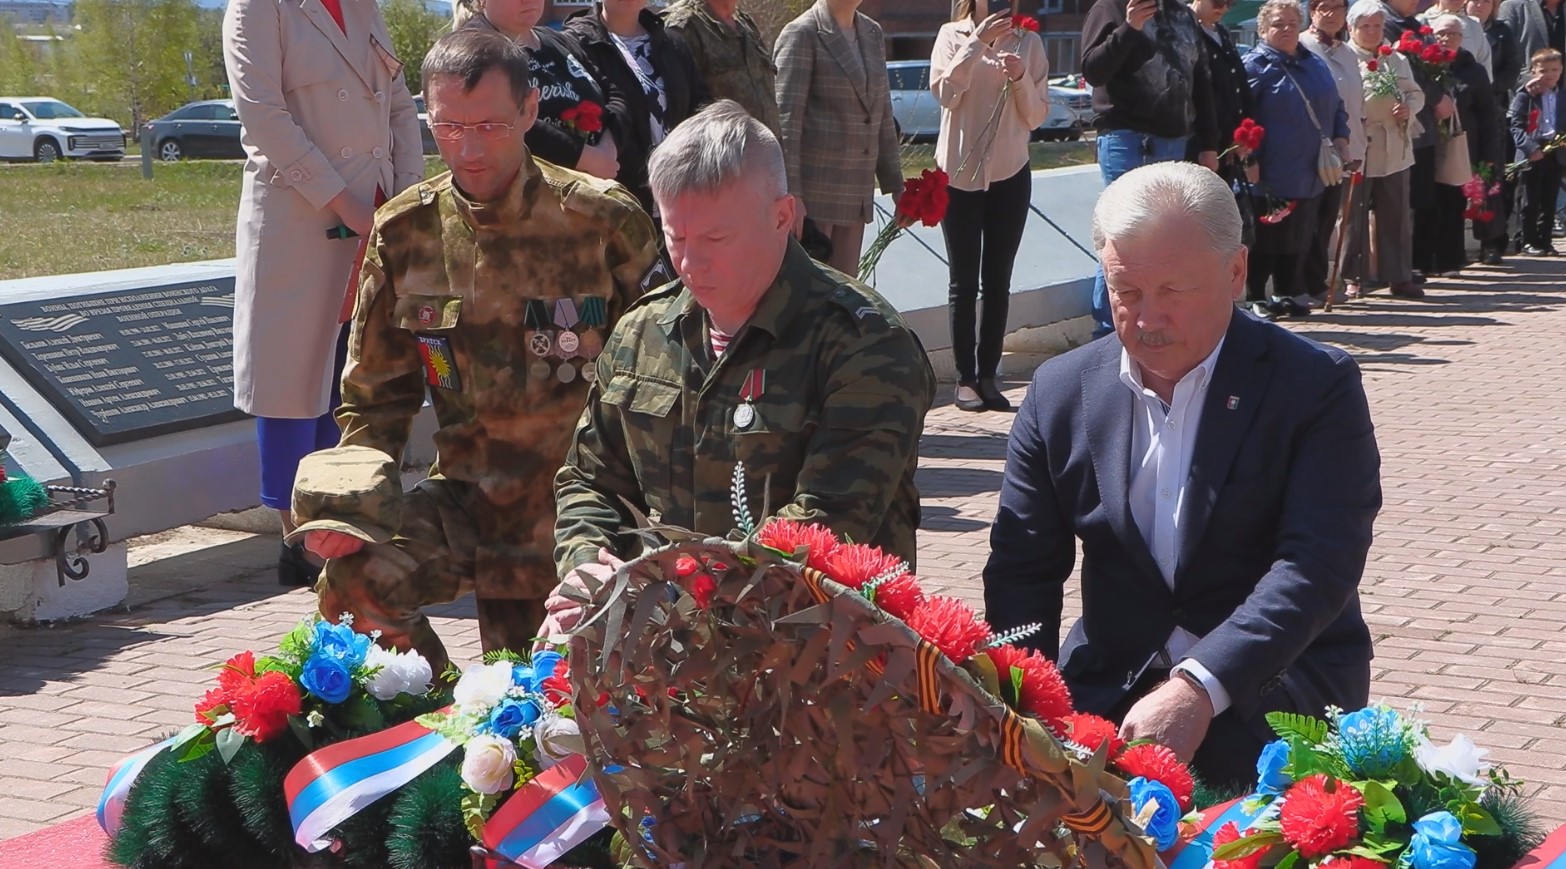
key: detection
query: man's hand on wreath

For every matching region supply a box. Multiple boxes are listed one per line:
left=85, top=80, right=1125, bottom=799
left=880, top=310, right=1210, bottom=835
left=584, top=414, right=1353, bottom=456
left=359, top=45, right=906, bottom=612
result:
left=536, top=548, right=625, bottom=649
left=1118, top=675, right=1214, bottom=762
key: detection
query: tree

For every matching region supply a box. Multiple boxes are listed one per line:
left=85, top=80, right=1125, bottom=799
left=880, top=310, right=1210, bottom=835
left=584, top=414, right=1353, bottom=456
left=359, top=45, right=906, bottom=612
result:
left=741, top=0, right=812, bottom=47
left=0, top=26, right=42, bottom=95
left=382, top=0, right=448, bottom=96
left=68, top=0, right=201, bottom=127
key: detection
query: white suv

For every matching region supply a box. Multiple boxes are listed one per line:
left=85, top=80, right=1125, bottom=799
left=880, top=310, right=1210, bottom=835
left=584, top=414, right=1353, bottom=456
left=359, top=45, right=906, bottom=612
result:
left=0, top=97, right=126, bottom=162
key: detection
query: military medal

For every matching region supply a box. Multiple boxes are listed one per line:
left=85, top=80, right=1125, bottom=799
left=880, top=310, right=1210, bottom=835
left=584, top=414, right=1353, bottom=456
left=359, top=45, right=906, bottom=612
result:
left=577, top=330, right=604, bottom=360
left=524, top=300, right=553, bottom=360
left=527, top=332, right=553, bottom=357
left=557, top=362, right=577, bottom=383
left=582, top=364, right=598, bottom=384
left=529, top=359, right=552, bottom=381
left=734, top=368, right=764, bottom=430
left=557, top=330, right=581, bottom=356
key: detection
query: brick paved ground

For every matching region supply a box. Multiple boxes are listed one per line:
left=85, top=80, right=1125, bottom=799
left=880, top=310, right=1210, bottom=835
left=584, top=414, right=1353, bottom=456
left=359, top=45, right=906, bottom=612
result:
left=2, top=259, right=1564, bottom=841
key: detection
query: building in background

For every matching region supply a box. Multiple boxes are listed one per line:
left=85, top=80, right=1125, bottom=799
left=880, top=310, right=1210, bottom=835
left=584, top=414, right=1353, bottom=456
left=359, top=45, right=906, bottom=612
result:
left=0, top=0, right=70, bottom=24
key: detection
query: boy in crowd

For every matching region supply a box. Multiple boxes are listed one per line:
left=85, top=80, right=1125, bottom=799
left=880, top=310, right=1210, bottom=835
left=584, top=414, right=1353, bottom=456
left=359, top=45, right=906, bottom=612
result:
left=1510, top=48, right=1566, bottom=256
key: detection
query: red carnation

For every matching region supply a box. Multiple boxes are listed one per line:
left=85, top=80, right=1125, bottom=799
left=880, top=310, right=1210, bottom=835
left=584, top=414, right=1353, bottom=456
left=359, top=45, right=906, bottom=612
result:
left=1060, top=712, right=1126, bottom=756
left=674, top=555, right=701, bottom=577
left=216, top=650, right=257, bottom=700
left=756, top=519, right=841, bottom=570
left=230, top=670, right=302, bottom=742
left=194, top=687, right=228, bottom=725
left=1319, top=857, right=1385, bottom=869
left=1278, top=775, right=1364, bottom=857
left=690, top=573, right=718, bottom=609
left=561, top=100, right=604, bottom=135
left=904, top=595, right=992, bottom=663
left=1378, top=44, right=1392, bottom=56
left=1366, top=59, right=1379, bottom=72
left=1011, top=14, right=1040, bottom=31
left=1212, top=822, right=1267, bottom=869
left=872, top=571, right=926, bottom=621
left=1115, top=743, right=1196, bottom=811
left=1418, top=24, right=1433, bottom=34
left=822, top=543, right=904, bottom=591
left=984, top=643, right=1073, bottom=726
left=541, top=658, right=572, bottom=707
left=895, top=168, right=951, bottom=227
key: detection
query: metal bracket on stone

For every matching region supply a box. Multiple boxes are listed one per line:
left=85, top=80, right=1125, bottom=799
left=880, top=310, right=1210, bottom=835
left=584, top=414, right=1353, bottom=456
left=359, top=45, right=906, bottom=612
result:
left=0, top=480, right=117, bottom=586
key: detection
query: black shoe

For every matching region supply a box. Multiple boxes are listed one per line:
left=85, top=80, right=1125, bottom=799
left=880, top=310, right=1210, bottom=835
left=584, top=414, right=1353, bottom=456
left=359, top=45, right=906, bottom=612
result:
left=977, top=378, right=1012, bottom=412
left=1482, top=250, right=1504, bottom=266
left=279, top=542, right=321, bottom=588
left=1411, top=270, right=1427, bottom=285
left=1278, top=297, right=1311, bottom=317
left=954, top=382, right=986, bottom=412
left=1521, top=244, right=1551, bottom=256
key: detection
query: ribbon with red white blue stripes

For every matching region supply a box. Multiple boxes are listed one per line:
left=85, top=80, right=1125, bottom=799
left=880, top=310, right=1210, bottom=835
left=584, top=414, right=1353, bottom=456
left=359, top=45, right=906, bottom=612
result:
left=97, top=736, right=177, bottom=836
left=482, top=753, right=609, bottom=868
left=1166, top=796, right=1272, bottom=869
left=284, top=711, right=458, bottom=851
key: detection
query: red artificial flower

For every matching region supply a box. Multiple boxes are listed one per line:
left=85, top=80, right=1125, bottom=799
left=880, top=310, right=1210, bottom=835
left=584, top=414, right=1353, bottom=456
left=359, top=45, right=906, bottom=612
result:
left=1365, top=59, right=1379, bottom=72
left=1212, top=821, right=1267, bottom=869
left=1011, top=14, right=1040, bottom=31
left=821, top=543, right=905, bottom=591
left=690, top=573, right=718, bottom=609
left=194, top=687, right=228, bottom=725
left=1319, top=856, right=1386, bottom=869
left=756, top=519, right=841, bottom=571
left=1060, top=712, right=1126, bottom=756
left=216, top=650, right=257, bottom=701
left=675, top=555, right=702, bottom=577
left=870, top=571, right=926, bottom=621
left=1115, top=743, right=1196, bottom=811
left=1378, top=44, right=1393, bottom=56
left=541, top=658, right=572, bottom=707
left=904, top=595, right=992, bottom=663
left=984, top=643, right=1073, bottom=727
left=229, top=670, right=302, bottom=742
left=1278, top=775, right=1365, bottom=858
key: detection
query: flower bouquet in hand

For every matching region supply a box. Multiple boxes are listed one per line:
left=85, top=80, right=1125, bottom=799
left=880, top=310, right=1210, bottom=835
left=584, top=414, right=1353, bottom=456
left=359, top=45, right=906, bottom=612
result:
left=1204, top=704, right=1543, bottom=869
left=560, top=100, right=604, bottom=138
left=1505, top=132, right=1566, bottom=179
left=1221, top=118, right=1266, bottom=163
left=1012, top=14, right=1040, bottom=32
left=857, top=167, right=950, bottom=283
left=1461, top=171, right=1500, bottom=223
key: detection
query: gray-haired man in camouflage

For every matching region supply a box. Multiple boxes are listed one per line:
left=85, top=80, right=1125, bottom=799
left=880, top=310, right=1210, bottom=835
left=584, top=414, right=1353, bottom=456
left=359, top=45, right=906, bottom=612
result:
left=544, top=99, right=935, bottom=641
left=288, top=29, right=662, bottom=671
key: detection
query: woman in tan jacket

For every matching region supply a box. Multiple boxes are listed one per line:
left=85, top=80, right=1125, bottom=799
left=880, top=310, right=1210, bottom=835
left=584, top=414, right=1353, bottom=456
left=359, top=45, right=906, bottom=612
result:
left=223, top=0, right=424, bottom=585
left=931, top=0, right=1049, bottom=412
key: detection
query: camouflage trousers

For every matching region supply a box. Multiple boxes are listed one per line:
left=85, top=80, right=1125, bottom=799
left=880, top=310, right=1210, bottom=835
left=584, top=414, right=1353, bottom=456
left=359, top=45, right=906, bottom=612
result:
left=316, top=476, right=558, bottom=674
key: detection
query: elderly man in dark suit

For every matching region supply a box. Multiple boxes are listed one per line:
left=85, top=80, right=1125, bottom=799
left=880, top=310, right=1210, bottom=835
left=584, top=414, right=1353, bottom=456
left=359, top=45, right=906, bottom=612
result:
left=981, top=161, right=1381, bottom=789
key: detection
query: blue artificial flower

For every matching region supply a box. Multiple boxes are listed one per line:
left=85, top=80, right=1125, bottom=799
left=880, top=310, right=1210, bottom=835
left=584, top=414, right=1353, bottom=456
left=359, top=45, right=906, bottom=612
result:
left=487, top=697, right=542, bottom=740
left=1337, top=706, right=1411, bottom=779
left=527, top=650, right=562, bottom=689
left=1128, top=776, right=1181, bottom=851
left=1256, top=739, right=1293, bottom=796
left=300, top=654, right=354, bottom=704
left=312, top=621, right=372, bottom=669
left=1410, top=812, right=1477, bottom=869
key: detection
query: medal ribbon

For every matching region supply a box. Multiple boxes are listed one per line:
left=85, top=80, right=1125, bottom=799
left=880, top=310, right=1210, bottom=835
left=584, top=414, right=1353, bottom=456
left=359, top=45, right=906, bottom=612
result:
left=578, top=296, right=608, bottom=327
left=553, top=299, right=580, bottom=330
left=739, top=369, right=765, bottom=402
left=524, top=300, right=551, bottom=330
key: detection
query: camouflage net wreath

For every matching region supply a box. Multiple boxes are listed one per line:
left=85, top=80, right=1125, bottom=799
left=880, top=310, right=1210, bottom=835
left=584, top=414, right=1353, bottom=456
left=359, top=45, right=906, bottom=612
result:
left=565, top=519, right=1169, bottom=869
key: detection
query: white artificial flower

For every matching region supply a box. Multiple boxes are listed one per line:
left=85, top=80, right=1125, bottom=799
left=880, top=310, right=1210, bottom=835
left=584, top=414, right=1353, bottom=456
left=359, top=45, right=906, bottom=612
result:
left=533, top=716, right=584, bottom=768
left=361, top=645, right=434, bottom=701
left=452, top=660, right=514, bottom=712
left=1414, top=733, right=1490, bottom=786
left=460, top=735, right=517, bottom=795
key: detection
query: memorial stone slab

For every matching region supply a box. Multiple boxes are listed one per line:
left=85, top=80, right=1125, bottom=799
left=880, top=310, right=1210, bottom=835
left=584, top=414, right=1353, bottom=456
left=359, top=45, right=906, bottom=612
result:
left=0, top=278, right=245, bottom=447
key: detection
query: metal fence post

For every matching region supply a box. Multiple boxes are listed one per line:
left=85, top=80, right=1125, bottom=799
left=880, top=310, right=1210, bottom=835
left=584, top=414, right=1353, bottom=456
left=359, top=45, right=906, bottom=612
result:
left=140, top=124, right=153, bottom=180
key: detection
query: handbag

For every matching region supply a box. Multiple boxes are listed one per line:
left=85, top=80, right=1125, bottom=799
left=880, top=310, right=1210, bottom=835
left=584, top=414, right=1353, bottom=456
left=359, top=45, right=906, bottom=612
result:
left=1434, top=112, right=1472, bottom=186
left=1280, top=64, right=1345, bottom=187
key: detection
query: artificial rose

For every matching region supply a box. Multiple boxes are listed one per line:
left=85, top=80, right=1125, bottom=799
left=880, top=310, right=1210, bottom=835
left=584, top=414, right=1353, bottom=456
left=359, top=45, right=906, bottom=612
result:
left=1366, top=59, right=1379, bottom=72
left=1410, top=811, right=1478, bottom=869
left=1128, top=776, right=1180, bottom=850
left=453, top=660, right=515, bottom=712
left=460, top=734, right=518, bottom=795
left=535, top=716, right=585, bottom=765
left=362, top=645, right=433, bottom=701
left=230, top=670, right=302, bottom=741
left=1414, top=734, right=1490, bottom=786
left=1256, top=739, right=1293, bottom=796
left=300, top=654, right=353, bottom=704
left=488, top=697, right=542, bottom=740
left=313, top=621, right=372, bottom=669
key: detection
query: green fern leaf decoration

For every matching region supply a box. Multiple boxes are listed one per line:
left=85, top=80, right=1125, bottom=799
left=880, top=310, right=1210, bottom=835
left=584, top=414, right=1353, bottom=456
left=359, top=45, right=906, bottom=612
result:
left=1266, top=710, right=1330, bottom=744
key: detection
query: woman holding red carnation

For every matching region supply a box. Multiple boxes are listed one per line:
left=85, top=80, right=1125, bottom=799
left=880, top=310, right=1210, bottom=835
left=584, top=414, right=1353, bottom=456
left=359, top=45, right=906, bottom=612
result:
left=930, top=0, right=1050, bottom=413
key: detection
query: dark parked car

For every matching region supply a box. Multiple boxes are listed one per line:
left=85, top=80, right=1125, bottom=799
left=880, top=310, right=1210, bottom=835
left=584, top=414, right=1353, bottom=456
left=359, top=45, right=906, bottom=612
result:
left=148, top=99, right=243, bottom=161
left=413, top=94, right=439, bottom=156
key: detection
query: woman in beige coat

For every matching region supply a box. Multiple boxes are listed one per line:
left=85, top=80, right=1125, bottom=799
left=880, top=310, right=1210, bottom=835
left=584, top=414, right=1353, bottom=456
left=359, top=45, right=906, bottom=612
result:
left=774, top=0, right=904, bottom=275
left=1342, top=0, right=1425, bottom=298
left=223, top=0, right=424, bottom=584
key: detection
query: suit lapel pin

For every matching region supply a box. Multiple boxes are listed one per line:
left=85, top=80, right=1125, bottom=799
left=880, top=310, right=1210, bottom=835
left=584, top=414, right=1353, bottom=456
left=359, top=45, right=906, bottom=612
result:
left=1226, top=395, right=1240, bottom=410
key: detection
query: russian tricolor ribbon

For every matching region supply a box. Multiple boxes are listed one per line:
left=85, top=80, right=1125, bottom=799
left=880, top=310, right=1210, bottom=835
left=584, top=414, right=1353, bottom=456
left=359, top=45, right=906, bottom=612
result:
left=1166, top=796, right=1273, bottom=869
left=97, top=736, right=177, bottom=836
left=483, top=753, right=609, bottom=868
left=285, top=710, right=459, bottom=851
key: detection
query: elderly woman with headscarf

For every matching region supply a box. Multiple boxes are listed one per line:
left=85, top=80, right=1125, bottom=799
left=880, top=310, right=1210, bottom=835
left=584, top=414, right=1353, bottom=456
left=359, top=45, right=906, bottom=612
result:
left=1243, top=0, right=1351, bottom=318
left=1341, top=0, right=1425, bottom=299
left=1432, top=13, right=1505, bottom=272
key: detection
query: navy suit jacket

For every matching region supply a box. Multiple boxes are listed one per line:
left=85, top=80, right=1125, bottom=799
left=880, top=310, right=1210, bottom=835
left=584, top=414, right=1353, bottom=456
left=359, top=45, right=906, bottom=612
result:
left=982, top=311, right=1379, bottom=730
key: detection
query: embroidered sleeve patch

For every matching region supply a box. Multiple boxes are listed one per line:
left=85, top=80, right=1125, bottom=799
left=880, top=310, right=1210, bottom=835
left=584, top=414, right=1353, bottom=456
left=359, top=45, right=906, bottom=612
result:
left=417, top=334, right=461, bottom=391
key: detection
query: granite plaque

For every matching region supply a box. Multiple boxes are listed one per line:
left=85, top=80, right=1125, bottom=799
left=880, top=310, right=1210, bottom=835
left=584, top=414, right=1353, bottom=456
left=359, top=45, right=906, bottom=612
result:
left=0, top=279, right=246, bottom=446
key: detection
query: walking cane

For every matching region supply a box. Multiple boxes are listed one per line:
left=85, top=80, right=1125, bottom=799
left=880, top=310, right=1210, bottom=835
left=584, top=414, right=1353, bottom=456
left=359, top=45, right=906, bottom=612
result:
left=1323, top=171, right=1362, bottom=313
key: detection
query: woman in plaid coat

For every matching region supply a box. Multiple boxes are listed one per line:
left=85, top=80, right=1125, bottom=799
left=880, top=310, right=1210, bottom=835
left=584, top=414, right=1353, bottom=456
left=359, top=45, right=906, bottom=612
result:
left=775, top=0, right=904, bottom=275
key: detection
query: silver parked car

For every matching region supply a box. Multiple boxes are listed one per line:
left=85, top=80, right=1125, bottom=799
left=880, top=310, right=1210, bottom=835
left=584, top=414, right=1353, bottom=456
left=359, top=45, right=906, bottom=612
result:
left=887, top=60, right=1083, bottom=143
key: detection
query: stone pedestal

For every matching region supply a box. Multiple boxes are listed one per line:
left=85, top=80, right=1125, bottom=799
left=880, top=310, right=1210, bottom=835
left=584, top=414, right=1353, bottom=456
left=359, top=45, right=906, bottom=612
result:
left=0, top=539, right=128, bottom=622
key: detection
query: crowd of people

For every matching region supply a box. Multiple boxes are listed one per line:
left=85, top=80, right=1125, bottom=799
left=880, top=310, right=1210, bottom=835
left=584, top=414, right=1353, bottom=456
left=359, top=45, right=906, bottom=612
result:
left=1086, top=0, right=1566, bottom=324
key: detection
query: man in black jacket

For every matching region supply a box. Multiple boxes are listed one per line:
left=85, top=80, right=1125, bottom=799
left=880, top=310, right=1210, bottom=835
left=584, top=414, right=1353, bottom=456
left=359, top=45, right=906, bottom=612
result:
left=1081, top=0, right=1220, bottom=337
left=563, top=2, right=712, bottom=216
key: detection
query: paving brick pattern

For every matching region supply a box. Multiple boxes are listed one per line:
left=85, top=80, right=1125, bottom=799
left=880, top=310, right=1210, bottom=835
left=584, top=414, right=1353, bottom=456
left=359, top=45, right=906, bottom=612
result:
left=2, top=261, right=1564, bottom=841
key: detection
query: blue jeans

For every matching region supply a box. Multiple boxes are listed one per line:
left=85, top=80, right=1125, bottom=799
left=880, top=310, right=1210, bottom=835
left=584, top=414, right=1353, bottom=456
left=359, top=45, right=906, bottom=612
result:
left=1091, top=130, right=1190, bottom=337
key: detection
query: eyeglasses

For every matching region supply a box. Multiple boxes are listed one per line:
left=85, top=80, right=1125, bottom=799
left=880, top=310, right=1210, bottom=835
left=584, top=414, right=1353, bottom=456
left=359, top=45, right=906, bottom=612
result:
left=429, top=111, right=522, bottom=141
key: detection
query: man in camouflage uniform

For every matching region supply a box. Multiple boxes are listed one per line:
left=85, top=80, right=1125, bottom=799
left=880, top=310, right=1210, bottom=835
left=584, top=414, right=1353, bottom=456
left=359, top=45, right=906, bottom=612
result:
left=544, top=100, right=934, bottom=639
left=663, top=0, right=781, bottom=137
left=289, top=29, right=662, bottom=670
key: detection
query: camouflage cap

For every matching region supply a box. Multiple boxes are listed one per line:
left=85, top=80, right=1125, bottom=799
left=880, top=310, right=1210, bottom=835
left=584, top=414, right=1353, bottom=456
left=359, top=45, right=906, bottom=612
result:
left=284, top=445, right=403, bottom=545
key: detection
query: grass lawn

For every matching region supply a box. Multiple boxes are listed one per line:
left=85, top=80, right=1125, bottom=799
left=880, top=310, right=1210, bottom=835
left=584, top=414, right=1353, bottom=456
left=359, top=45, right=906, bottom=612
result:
left=0, top=146, right=1093, bottom=281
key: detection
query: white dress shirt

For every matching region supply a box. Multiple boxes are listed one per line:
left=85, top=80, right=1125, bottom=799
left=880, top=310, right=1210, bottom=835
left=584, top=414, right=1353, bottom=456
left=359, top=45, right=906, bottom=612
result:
left=1118, top=338, right=1234, bottom=715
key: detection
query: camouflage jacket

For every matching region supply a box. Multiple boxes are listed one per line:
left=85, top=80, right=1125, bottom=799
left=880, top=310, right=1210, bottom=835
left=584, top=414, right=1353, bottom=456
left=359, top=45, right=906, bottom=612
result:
left=295, top=155, right=662, bottom=558
left=554, top=241, right=935, bottom=575
left=662, top=0, right=781, bottom=137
